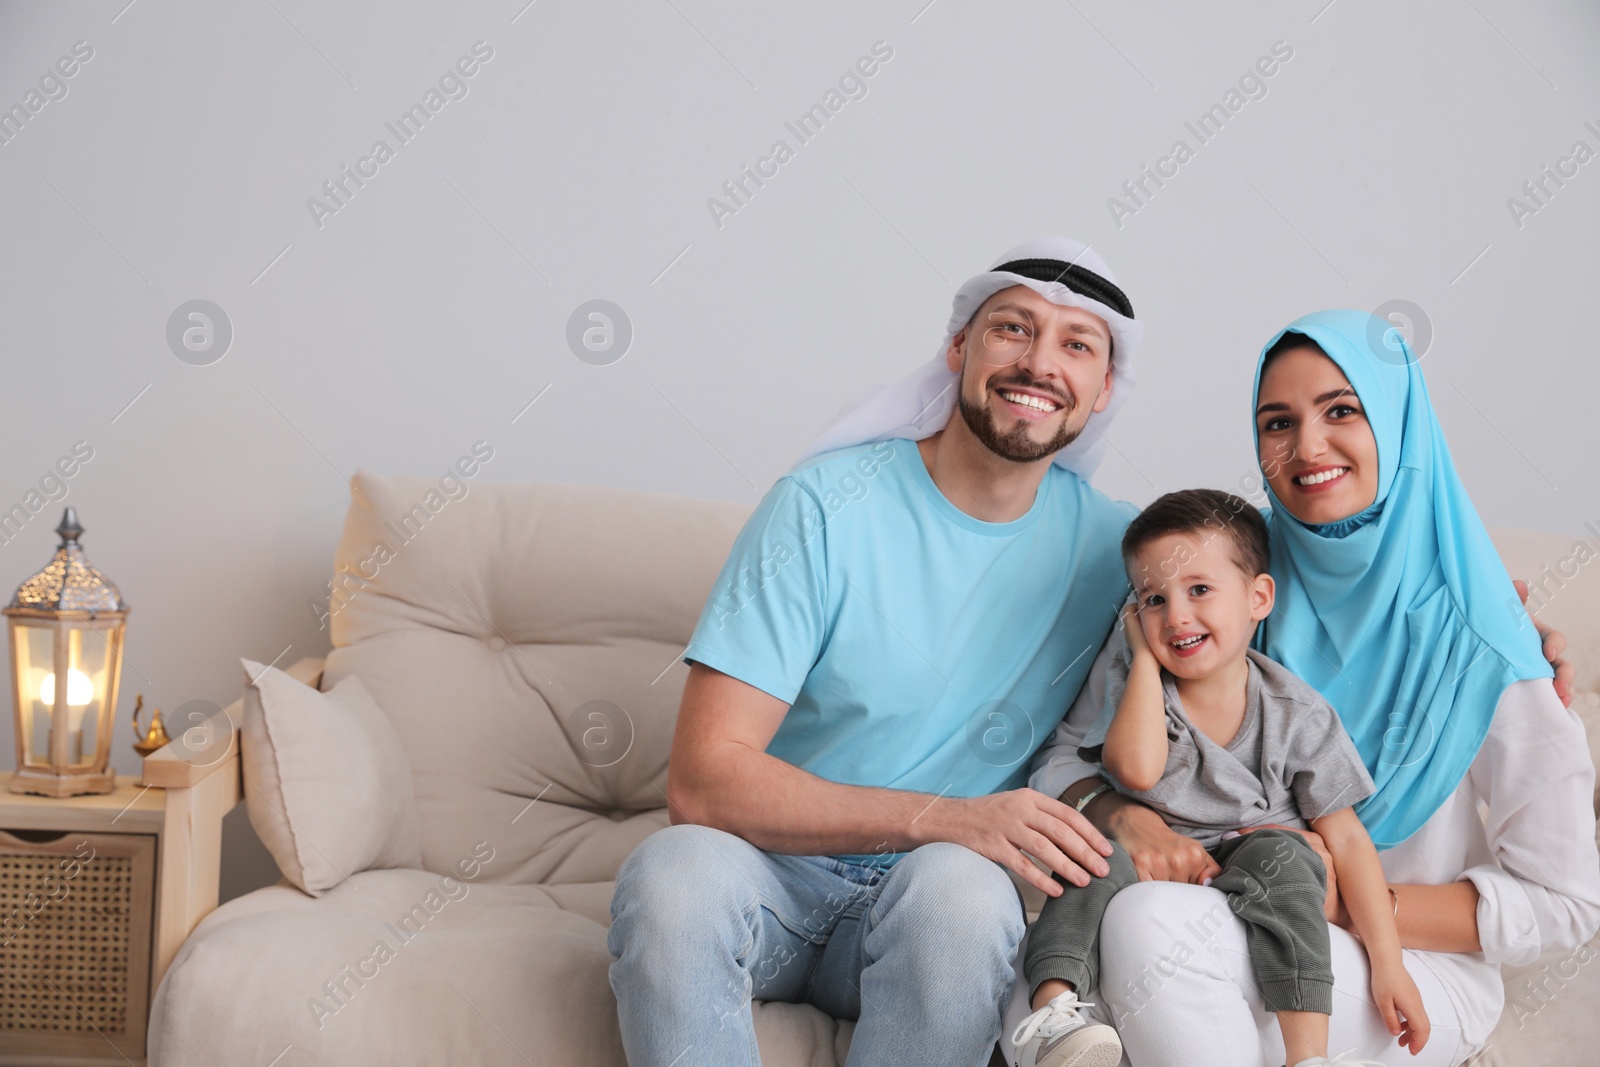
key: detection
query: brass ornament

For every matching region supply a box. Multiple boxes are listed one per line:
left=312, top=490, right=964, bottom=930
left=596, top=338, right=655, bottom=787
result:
left=131, top=694, right=171, bottom=758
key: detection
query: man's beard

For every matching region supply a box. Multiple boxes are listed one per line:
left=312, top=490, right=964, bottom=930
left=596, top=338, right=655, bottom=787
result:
left=958, top=378, right=1084, bottom=463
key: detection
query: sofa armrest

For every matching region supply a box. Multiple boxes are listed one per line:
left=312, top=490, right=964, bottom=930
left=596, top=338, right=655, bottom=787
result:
left=139, top=656, right=325, bottom=789
left=141, top=655, right=325, bottom=996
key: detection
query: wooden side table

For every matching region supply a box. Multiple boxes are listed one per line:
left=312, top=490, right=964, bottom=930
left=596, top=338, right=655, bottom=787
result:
left=0, top=765, right=238, bottom=1066
left=0, top=663, right=267, bottom=1066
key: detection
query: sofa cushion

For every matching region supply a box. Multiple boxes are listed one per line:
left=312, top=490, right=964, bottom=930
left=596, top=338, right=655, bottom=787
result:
left=149, top=869, right=859, bottom=1067
left=1577, top=690, right=1600, bottom=813
left=1453, top=684, right=1600, bottom=1066
left=320, top=470, right=752, bottom=887
left=1467, top=928, right=1600, bottom=1066
left=241, top=658, right=422, bottom=895
left=751, top=1001, right=855, bottom=1067
left=148, top=869, right=625, bottom=1066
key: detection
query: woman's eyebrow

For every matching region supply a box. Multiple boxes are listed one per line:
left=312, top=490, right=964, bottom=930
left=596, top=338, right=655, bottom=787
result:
left=1255, top=387, right=1357, bottom=417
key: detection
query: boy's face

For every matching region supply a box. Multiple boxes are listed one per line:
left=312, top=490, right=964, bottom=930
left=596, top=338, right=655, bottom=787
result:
left=1128, top=531, right=1275, bottom=681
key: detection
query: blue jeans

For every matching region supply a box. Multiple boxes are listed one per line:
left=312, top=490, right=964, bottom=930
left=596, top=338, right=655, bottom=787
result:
left=607, top=824, right=1025, bottom=1067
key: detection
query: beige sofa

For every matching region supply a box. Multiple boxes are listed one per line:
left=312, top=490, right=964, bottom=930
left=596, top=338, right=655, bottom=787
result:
left=147, top=472, right=1600, bottom=1066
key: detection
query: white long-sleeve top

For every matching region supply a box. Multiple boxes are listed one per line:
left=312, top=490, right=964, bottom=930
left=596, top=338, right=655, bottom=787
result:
left=1029, top=627, right=1600, bottom=1048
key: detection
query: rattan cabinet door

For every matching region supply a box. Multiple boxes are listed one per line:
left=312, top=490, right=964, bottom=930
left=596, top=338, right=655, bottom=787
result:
left=0, top=829, right=155, bottom=1065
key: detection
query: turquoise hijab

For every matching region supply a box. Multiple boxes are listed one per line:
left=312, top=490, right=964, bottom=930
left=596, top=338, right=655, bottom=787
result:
left=1250, top=309, right=1552, bottom=850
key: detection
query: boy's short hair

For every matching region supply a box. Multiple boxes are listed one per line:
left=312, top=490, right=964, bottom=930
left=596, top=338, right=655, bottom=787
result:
left=1122, top=488, right=1271, bottom=581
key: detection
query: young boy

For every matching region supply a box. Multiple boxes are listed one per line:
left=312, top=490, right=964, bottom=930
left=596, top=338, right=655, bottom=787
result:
left=1009, top=489, right=1429, bottom=1067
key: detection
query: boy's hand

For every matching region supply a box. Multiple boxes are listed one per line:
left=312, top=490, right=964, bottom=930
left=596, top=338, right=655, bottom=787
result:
left=1121, top=602, right=1154, bottom=662
left=1371, top=959, right=1430, bottom=1055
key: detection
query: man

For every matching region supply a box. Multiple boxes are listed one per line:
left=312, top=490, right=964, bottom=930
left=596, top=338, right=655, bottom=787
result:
left=607, top=237, right=1143, bottom=1066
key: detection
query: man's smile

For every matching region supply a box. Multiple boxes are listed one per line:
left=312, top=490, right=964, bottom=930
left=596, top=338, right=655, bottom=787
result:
left=995, top=386, right=1065, bottom=419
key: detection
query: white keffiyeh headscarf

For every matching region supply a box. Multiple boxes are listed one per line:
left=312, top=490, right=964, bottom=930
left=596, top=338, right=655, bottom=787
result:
left=791, top=237, right=1142, bottom=480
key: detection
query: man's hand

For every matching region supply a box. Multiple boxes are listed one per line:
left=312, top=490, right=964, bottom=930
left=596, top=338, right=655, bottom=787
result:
left=1515, top=579, right=1574, bottom=707
left=1237, top=823, right=1340, bottom=922
left=1098, top=795, right=1221, bottom=884
left=925, top=789, right=1113, bottom=897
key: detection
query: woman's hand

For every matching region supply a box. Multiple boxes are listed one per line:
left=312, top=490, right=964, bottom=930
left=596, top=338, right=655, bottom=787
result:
left=1100, top=794, right=1221, bottom=884
left=1237, top=823, right=1341, bottom=923
left=1515, top=579, right=1575, bottom=707
left=1371, top=959, right=1430, bottom=1054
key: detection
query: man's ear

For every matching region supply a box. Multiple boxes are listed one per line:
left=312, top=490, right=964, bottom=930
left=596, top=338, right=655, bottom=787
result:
left=945, top=329, right=967, bottom=374
left=1090, top=360, right=1116, bottom=414
left=1250, top=572, right=1275, bottom=621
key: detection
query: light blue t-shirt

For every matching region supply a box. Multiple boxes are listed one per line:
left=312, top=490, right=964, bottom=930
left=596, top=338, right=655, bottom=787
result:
left=682, top=438, right=1135, bottom=865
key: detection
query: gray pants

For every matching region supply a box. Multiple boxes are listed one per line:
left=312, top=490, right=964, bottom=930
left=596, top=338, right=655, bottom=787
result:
left=1024, top=828, right=1334, bottom=1015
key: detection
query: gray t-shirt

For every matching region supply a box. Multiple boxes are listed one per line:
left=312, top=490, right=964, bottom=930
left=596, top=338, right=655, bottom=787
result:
left=1078, top=643, right=1376, bottom=849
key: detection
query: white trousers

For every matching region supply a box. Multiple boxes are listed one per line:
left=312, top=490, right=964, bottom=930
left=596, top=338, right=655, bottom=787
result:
left=1000, top=881, right=1474, bottom=1067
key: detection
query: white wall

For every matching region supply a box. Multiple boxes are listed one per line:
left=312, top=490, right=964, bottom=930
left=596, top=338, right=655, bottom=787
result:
left=0, top=0, right=1595, bottom=900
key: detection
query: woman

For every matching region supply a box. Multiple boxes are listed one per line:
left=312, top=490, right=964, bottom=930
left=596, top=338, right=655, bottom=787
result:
left=1051, top=310, right=1600, bottom=1066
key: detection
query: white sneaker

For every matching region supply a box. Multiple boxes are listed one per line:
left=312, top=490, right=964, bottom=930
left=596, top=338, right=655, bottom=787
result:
left=1009, top=989, right=1122, bottom=1067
